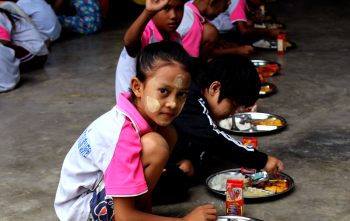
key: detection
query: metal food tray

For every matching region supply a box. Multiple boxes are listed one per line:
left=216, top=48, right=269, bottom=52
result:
left=206, top=168, right=294, bottom=199
left=253, top=40, right=297, bottom=50
left=218, top=216, right=263, bottom=221
left=251, top=60, right=281, bottom=68
left=217, top=112, right=287, bottom=134
left=259, top=82, right=277, bottom=97
left=263, top=22, right=286, bottom=29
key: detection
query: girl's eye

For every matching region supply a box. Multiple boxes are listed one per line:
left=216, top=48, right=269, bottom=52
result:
left=163, top=6, right=170, bottom=11
left=160, top=89, right=168, bottom=94
left=178, top=92, right=187, bottom=98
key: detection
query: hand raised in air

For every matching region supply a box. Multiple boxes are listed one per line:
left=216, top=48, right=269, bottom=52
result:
left=146, top=0, right=170, bottom=12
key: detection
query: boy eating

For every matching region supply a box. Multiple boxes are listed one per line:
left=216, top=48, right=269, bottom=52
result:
left=153, top=54, right=283, bottom=203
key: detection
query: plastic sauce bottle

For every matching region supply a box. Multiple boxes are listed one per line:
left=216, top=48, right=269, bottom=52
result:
left=277, top=33, right=286, bottom=55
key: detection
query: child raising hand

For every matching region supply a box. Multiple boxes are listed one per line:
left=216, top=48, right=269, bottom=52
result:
left=115, top=0, right=184, bottom=102
left=55, top=41, right=217, bottom=221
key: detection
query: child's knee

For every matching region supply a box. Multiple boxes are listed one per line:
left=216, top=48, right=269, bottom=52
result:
left=141, top=132, right=169, bottom=164
left=202, top=23, right=219, bottom=44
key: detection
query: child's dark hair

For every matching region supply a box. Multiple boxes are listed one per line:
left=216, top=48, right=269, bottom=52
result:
left=131, top=40, right=193, bottom=97
left=197, top=54, right=261, bottom=107
left=0, top=8, right=19, bottom=32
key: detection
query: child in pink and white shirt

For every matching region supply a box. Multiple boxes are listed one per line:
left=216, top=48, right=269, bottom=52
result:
left=0, top=24, right=20, bottom=92
left=177, top=0, right=255, bottom=62
left=212, top=0, right=284, bottom=43
left=55, top=41, right=218, bottom=221
left=115, top=0, right=184, bottom=102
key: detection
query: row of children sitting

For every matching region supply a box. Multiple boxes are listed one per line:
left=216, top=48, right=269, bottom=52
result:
left=55, top=0, right=285, bottom=220
left=0, top=0, right=104, bottom=93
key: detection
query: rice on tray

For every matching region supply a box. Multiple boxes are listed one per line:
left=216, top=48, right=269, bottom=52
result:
left=209, top=173, right=249, bottom=191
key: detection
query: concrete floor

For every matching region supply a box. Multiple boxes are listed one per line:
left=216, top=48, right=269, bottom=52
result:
left=1, top=0, right=350, bottom=220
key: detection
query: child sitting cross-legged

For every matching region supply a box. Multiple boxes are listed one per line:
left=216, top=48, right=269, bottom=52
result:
left=153, top=54, right=284, bottom=203
left=54, top=41, right=218, bottom=221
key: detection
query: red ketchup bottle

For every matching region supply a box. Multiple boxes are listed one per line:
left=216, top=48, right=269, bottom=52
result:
left=277, top=33, right=286, bottom=55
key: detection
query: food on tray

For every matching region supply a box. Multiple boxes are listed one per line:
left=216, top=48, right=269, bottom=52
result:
left=286, top=41, right=292, bottom=47
left=253, top=118, right=283, bottom=126
left=219, top=118, right=232, bottom=130
left=253, top=39, right=271, bottom=48
left=210, top=173, right=250, bottom=191
left=243, top=188, right=274, bottom=197
left=268, top=23, right=283, bottom=28
left=260, top=86, right=273, bottom=92
left=237, top=122, right=251, bottom=130
left=219, top=118, right=252, bottom=131
left=254, top=24, right=266, bottom=28
left=257, top=64, right=279, bottom=77
left=264, top=180, right=289, bottom=193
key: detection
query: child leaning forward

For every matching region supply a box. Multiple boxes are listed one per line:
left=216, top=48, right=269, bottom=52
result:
left=54, top=41, right=218, bottom=221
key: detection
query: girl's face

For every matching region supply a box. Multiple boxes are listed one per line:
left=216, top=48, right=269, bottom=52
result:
left=152, top=0, right=184, bottom=34
left=133, top=64, right=191, bottom=127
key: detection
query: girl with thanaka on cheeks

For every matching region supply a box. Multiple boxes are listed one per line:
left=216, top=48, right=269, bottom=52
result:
left=54, top=41, right=218, bottom=221
left=115, top=0, right=185, bottom=101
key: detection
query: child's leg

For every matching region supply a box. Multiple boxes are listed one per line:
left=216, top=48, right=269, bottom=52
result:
left=200, top=23, right=219, bottom=64
left=7, top=45, right=48, bottom=72
left=135, top=132, right=171, bottom=212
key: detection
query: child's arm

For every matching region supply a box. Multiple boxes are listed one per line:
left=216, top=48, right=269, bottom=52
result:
left=113, top=197, right=218, bottom=221
left=53, top=0, right=65, bottom=13
left=236, top=21, right=284, bottom=37
left=124, top=0, right=170, bottom=56
left=0, top=40, right=10, bottom=46
left=211, top=45, right=255, bottom=58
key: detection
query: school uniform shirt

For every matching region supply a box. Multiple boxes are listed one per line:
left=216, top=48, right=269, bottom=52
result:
left=211, top=0, right=247, bottom=33
left=115, top=19, right=182, bottom=102
left=0, top=1, right=37, bottom=28
left=0, top=13, right=49, bottom=56
left=176, top=1, right=209, bottom=58
left=171, top=81, right=268, bottom=169
left=0, top=29, right=20, bottom=92
left=16, top=0, right=62, bottom=41
left=55, top=93, right=156, bottom=221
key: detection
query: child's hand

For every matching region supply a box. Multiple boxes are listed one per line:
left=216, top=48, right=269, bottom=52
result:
left=183, top=205, right=217, bottom=221
left=268, top=29, right=285, bottom=37
left=146, top=0, right=170, bottom=12
left=263, top=156, right=284, bottom=174
left=176, top=159, right=194, bottom=178
left=237, top=45, right=255, bottom=58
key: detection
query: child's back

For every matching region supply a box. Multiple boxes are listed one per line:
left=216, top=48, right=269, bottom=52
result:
left=16, top=0, right=61, bottom=41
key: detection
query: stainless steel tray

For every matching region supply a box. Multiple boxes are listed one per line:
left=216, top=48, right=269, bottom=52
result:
left=218, top=216, right=263, bottom=221
left=251, top=60, right=281, bottom=68
left=217, top=112, right=287, bottom=134
left=206, top=168, right=294, bottom=199
left=254, top=22, right=286, bottom=29
left=259, top=82, right=277, bottom=97
left=253, top=40, right=297, bottom=50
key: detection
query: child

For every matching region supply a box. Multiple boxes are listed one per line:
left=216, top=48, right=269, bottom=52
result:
left=115, top=0, right=184, bottom=102
left=0, top=6, right=49, bottom=72
left=154, top=54, right=284, bottom=202
left=177, top=0, right=255, bottom=63
left=53, top=0, right=102, bottom=34
left=0, top=24, right=20, bottom=92
left=54, top=41, right=218, bottom=221
left=211, top=0, right=284, bottom=45
left=16, top=0, right=62, bottom=46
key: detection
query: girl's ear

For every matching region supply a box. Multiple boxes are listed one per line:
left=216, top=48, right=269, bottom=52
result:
left=209, top=81, right=221, bottom=95
left=208, top=0, right=215, bottom=6
left=131, top=77, right=143, bottom=98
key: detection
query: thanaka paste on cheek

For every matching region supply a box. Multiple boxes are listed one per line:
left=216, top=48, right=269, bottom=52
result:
left=147, top=96, right=160, bottom=113
left=174, top=74, right=185, bottom=88
left=171, top=102, right=177, bottom=109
